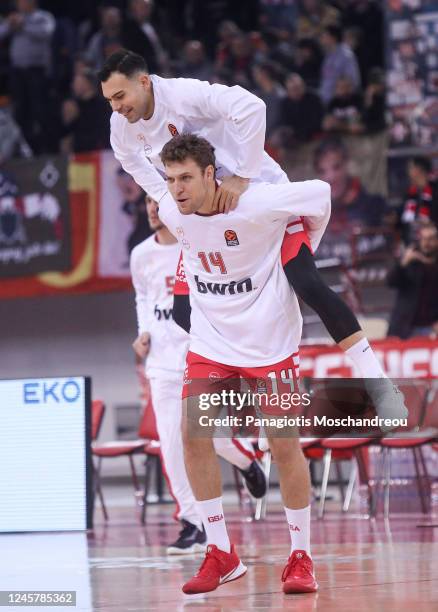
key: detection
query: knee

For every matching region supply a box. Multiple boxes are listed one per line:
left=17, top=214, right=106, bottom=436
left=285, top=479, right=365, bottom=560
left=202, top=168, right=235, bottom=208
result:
left=269, top=437, right=303, bottom=465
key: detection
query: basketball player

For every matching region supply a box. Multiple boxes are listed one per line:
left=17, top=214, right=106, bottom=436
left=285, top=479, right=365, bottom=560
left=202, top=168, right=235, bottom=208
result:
left=100, top=49, right=409, bottom=417
left=131, top=194, right=266, bottom=555
left=136, top=133, right=330, bottom=594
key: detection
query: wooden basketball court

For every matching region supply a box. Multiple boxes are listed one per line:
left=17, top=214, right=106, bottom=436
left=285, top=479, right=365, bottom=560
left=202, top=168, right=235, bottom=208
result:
left=85, top=499, right=438, bottom=611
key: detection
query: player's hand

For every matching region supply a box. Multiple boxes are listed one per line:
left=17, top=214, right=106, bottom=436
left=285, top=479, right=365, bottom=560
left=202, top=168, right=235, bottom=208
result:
left=132, top=332, right=151, bottom=360
left=214, top=175, right=249, bottom=214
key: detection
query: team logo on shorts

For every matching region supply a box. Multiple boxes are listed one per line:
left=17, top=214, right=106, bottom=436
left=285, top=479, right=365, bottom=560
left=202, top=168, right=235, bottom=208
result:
left=224, top=229, right=239, bottom=246
left=168, top=123, right=179, bottom=137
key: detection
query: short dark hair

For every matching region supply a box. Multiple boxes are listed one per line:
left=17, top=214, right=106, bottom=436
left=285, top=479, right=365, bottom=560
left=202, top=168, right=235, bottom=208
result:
left=313, top=138, right=348, bottom=168
left=98, top=48, right=148, bottom=82
left=324, top=25, right=342, bottom=43
left=410, top=156, right=432, bottom=175
left=160, top=134, right=216, bottom=173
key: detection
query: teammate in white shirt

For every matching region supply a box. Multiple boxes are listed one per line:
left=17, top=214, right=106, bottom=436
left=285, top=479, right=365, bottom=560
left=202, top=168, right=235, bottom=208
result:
left=131, top=195, right=266, bottom=555
left=100, top=49, right=410, bottom=417
left=142, top=133, right=326, bottom=594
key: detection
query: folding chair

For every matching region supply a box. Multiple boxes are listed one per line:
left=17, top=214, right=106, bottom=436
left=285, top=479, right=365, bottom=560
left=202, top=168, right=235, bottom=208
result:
left=92, top=400, right=155, bottom=520
left=91, top=400, right=107, bottom=520
left=377, top=380, right=432, bottom=517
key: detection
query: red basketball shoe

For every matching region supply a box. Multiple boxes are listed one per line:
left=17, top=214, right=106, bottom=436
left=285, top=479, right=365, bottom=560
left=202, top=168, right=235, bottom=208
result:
left=282, top=550, right=318, bottom=594
left=182, top=544, right=247, bottom=594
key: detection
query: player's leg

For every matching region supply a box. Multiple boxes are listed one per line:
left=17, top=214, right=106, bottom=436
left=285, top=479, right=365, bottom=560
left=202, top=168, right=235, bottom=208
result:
left=181, top=352, right=247, bottom=594
left=245, top=353, right=317, bottom=593
left=282, top=234, right=408, bottom=424
left=266, top=435, right=317, bottom=593
left=213, top=437, right=267, bottom=498
left=148, top=377, right=206, bottom=554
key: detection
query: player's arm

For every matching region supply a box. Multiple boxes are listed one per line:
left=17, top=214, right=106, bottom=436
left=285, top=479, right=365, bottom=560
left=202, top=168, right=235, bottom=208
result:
left=110, top=117, right=168, bottom=204
left=171, top=78, right=267, bottom=212
left=130, top=249, right=152, bottom=360
left=254, top=180, right=331, bottom=252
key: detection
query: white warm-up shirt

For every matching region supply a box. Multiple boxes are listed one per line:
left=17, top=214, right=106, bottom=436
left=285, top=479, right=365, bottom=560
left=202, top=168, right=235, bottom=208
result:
left=110, top=74, right=289, bottom=200
left=158, top=180, right=331, bottom=367
left=130, top=235, right=189, bottom=380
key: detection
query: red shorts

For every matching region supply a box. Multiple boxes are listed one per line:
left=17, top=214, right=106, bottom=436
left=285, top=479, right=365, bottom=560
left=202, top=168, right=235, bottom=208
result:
left=182, top=351, right=300, bottom=416
left=173, top=224, right=312, bottom=296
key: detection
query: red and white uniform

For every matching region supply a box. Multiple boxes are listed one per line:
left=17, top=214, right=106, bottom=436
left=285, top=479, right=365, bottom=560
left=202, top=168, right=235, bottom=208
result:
left=110, top=75, right=287, bottom=193
left=158, top=180, right=331, bottom=368
left=109, top=75, right=310, bottom=242
left=130, top=235, right=258, bottom=525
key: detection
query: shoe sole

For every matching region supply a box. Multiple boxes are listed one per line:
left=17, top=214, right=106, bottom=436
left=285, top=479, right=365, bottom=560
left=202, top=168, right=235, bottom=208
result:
left=219, top=561, right=247, bottom=585
left=167, top=542, right=206, bottom=555
left=183, top=561, right=247, bottom=594
left=283, top=580, right=318, bottom=594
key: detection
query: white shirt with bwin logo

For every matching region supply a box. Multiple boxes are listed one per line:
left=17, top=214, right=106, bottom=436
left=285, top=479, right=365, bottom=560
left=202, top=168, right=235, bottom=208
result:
left=158, top=179, right=331, bottom=367
left=130, top=234, right=189, bottom=380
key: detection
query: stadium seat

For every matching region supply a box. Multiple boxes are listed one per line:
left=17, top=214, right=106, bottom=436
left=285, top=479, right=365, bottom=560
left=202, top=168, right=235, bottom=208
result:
left=377, top=380, right=433, bottom=517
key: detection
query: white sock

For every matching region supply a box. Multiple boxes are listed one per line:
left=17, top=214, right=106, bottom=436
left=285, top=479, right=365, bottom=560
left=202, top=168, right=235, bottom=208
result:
left=284, top=505, right=311, bottom=555
left=345, top=338, right=387, bottom=378
left=196, top=497, right=230, bottom=553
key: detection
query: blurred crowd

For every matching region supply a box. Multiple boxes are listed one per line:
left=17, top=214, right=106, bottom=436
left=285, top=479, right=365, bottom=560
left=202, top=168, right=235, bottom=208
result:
left=0, top=0, right=437, bottom=339
left=0, top=0, right=386, bottom=159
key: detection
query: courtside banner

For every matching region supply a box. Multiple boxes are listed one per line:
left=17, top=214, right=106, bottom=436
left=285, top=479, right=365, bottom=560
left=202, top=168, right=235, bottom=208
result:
left=185, top=377, right=435, bottom=440
left=0, top=156, right=71, bottom=278
left=0, top=376, right=92, bottom=532
left=300, top=338, right=438, bottom=379
left=0, top=152, right=132, bottom=298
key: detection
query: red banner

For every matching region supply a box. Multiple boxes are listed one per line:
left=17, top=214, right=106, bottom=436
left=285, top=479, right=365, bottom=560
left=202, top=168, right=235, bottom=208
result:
left=0, top=152, right=132, bottom=299
left=300, top=338, right=438, bottom=379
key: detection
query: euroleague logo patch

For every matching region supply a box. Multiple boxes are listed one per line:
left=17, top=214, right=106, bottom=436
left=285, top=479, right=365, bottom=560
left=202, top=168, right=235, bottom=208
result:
left=168, top=123, right=179, bottom=137
left=224, top=229, right=239, bottom=246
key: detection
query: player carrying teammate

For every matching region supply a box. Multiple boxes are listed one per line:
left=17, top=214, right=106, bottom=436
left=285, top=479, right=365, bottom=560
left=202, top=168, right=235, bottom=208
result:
left=131, top=194, right=266, bottom=555
left=139, top=132, right=328, bottom=594
left=100, top=49, right=409, bottom=421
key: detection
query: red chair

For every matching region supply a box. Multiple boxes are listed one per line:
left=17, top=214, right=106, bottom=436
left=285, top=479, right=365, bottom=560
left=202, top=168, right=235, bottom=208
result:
left=91, top=400, right=107, bottom=520
left=92, top=399, right=157, bottom=521
left=377, top=380, right=432, bottom=517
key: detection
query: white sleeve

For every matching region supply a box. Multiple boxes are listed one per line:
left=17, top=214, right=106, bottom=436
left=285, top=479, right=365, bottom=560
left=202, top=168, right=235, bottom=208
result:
left=251, top=180, right=331, bottom=252
left=156, top=193, right=179, bottom=235
left=110, top=118, right=168, bottom=203
left=168, top=78, right=266, bottom=179
left=130, top=250, right=152, bottom=335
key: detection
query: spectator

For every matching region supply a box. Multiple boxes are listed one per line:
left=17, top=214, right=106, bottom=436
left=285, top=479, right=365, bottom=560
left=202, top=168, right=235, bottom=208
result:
left=85, top=6, right=122, bottom=70
left=175, top=41, right=212, bottom=82
left=61, top=69, right=111, bottom=153
left=322, top=76, right=363, bottom=135
left=122, top=0, right=167, bottom=75
left=361, top=67, right=385, bottom=133
left=259, top=0, right=297, bottom=34
left=117, top=169, right=152, bottom=255
left=342, top=0, right=383, bottom=85
left=320, top=25, right=361, bottom=105
left=276, top=72, right=323, bottom=141
left=399, top=156, right=438, bottom=245
left=223, top=33, right=255, bottom=89
left=314, top=138, right=386, bottom=227
left=294, top=38, right=322, bottom=89
left=215, top=20, right=241, bottom=71
left=251, top=62, right=285, bottom=135
left=0, top=0, right=55, bottom=154
left=0, top=103, right=32, bottom=164
left=297, top=0, right=340, bottom=41
left=387, top=223, right=438, bottom=339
